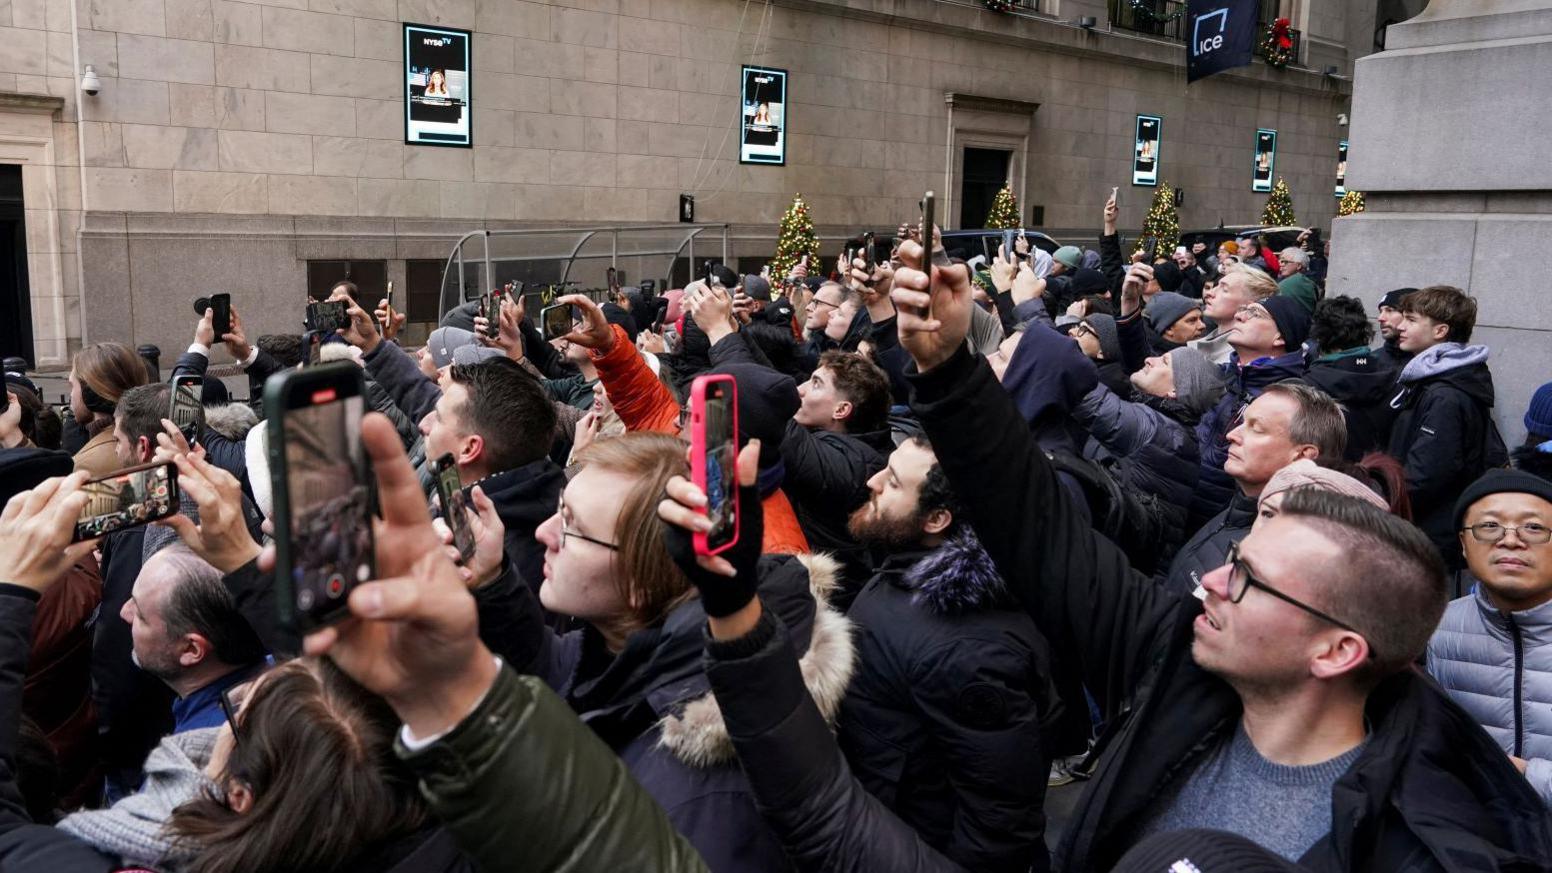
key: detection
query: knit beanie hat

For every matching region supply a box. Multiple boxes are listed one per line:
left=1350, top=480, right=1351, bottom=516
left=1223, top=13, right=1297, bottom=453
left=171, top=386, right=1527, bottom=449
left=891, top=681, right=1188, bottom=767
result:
left=1524, top=381, right=1552, bottom=440
left=1377, top=287, right=1420, bottom=311
left=743, top=275, right=772, bottom=301
left=1166, top=347, right=1227, bottom=416
left=1151, top=260, right=1184, bottom=294
left=1260, top=459, right=1389, bottom=512
left=451, top=344, right=505, bottom=367
left=1083, top=314, right=1122, bottom=363
left=1053, top=245, right=1083, bottom=270
left=1219, top=240, right=1239, bottom=255
left=1259, top=295, right=1312, bottom=352
left=1146, top=292, right=1198, bottom=335
left=1454, top=468, right=1552, bottom=529
left=1111, top=828, right=1307, bottom=873
left=1068, top=268, right=1110, bottom=298
left=427, top=326, right=478, bottom=369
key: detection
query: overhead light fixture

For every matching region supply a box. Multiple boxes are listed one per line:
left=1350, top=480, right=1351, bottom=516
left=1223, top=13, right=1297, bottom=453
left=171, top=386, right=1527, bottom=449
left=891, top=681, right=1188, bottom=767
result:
left=1078, top=16, right=1097, bottom=29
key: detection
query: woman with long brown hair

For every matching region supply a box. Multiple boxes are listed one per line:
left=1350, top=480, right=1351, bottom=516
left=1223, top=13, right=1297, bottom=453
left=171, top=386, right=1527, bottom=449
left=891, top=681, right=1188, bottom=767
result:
left=68, top=342, right=150, bottom=477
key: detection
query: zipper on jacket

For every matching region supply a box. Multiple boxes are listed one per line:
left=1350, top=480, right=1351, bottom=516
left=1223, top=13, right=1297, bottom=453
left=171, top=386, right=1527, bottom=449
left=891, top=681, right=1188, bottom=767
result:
left=1509, top=613, right=1525, bottom=757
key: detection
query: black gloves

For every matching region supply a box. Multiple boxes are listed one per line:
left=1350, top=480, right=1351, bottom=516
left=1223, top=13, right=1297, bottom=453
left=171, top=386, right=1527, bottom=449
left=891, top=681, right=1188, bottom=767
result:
left=664, top=481, right=765, bottom=618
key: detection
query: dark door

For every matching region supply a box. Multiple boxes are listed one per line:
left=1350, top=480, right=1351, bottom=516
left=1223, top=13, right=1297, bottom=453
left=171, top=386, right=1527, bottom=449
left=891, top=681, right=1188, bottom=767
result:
left=0, top=165, right=32, bottom=367
left=960, top=147, right=1011, bottom=230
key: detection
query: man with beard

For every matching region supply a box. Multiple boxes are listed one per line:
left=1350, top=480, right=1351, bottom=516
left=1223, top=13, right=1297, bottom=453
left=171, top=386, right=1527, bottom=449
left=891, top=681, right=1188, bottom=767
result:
left=836, top=436, right=1066, bottom=873
left=120, top=544, right=267, bottom=733
left=1372, top=287, right=1419, bottom=369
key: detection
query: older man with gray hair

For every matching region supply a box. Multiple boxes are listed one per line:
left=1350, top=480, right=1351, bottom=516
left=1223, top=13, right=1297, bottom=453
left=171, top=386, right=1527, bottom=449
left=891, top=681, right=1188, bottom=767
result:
left=1276, top=247, right=1318, bottom=314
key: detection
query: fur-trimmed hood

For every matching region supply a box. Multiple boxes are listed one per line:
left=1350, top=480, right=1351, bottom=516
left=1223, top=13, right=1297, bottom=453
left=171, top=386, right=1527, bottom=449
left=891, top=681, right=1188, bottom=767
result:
left=203, top=402, right=259, bottom=441
left=900, top=530, right=1016, bottom=615
left=656, top=552, right=855, bottom=769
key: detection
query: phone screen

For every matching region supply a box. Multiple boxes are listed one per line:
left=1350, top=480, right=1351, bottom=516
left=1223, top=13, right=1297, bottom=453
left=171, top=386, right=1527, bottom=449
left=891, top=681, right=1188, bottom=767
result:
left=210, top=294, right=231, bottom=337
left=483, top=291, right=502, bottom=339
left=434, top=455, right=475, bottom=563
left=281, top=387, right=372, bottom=627
left=305, top=301, right=347, bottom=333
left=74, top=463, right=178, bottom=541
left=541, top=303, right=573, bottom=340
left=170, top=377, right=202, bottom=439
left=700, top=386, right=737, bottom=551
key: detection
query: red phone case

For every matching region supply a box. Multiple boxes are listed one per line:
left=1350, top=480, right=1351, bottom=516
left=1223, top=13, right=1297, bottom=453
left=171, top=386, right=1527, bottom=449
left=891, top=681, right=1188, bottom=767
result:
left=689, top=374, right=740, bottom=557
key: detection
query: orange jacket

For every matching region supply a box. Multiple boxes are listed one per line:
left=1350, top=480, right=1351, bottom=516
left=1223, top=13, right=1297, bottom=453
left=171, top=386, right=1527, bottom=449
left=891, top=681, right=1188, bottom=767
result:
left=591, top=324, right=680, bottom=435
left=762, top=488, right=810, bottom=555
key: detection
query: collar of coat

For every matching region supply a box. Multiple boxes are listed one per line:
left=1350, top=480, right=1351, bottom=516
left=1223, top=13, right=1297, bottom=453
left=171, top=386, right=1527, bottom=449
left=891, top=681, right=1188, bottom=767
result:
left=885, top=529, right=1014, bottom=615
left=655, top=552, right=855, bottom=769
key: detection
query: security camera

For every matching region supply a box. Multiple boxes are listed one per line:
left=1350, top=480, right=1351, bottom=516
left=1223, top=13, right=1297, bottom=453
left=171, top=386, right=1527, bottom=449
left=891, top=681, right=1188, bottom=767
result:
left=81, top=65, right=100, bottom=96
left=1337, top=113, right=1349, bottom=127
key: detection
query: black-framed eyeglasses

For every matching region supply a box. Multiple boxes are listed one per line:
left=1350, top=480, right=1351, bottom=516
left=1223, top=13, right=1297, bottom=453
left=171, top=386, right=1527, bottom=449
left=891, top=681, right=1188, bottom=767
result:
left=556, top=498, right=620, bottom=552
left=1461, top=521, right=1552, bottom=545
left=1224, top=542, right=1375, bottom=661
left=219, top=685, right=246, bottom=747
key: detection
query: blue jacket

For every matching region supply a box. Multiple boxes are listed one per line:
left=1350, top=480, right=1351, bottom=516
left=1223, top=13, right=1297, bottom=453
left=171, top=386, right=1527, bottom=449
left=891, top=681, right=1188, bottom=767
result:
left=1189, top=349, right=1306, bottom=528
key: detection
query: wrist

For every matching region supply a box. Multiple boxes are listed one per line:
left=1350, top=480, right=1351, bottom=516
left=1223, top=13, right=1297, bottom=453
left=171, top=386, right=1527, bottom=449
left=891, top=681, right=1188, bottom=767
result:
left=390, top=647, right=501, bottom=740
left=706, top=321, right=736, bottom=346
left=213, top=540, right=264, bottom=575
left=359, top=333, right=381, bottom=356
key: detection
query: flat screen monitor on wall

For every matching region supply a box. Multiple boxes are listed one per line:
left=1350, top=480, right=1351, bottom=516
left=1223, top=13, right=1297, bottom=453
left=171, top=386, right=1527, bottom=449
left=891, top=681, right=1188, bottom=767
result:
left=1253, top=129, right=1277, bottom=193
left=1133, top=115, right=1161, bottom=187
left=740, top=65, right=787, bottom=165
left=405, top=24, right=472, bottom=147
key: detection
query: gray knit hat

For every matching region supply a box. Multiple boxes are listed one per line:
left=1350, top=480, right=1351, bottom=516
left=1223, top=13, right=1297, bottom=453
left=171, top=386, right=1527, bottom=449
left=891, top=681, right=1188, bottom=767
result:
left=1082, top=314, right=1122, bottom=363
left=427, top=326, right=479, bottom=369
left=1145, top=292, right=1198, bottom=335
left=1167, top=346, right=1227, bottom=416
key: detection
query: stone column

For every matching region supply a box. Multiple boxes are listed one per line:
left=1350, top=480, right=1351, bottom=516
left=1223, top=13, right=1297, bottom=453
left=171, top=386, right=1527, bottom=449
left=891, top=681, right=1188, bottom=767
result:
left=1330, top=0, right=1552, bottom=445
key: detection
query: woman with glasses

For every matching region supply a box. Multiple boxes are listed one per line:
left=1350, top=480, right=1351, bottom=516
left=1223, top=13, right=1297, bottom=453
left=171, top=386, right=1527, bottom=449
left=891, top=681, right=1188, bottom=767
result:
left=475, top=431, right=854, bottom=872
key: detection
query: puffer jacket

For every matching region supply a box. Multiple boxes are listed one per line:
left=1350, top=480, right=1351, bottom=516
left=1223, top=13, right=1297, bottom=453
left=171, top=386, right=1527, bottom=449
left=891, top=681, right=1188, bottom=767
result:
left=1190, top=349, right=1306, bottom=528
left=1162, top=491, right=1257, bottom=596
left=474, top=553, right=855, bottom=872
left=838, top=535, right=1063, bottom=873
left=1427, top=589, right=1552, bottom=807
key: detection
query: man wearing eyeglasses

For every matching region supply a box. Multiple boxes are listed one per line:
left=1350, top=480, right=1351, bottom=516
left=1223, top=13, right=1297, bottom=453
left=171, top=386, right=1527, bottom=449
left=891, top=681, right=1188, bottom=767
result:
left=1429, top=469, right=1552, bottom=808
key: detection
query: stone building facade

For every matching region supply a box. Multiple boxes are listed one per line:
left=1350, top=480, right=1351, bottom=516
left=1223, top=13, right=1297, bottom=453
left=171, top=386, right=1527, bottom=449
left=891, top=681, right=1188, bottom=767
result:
left=1, top=0, right=1377, bottom=370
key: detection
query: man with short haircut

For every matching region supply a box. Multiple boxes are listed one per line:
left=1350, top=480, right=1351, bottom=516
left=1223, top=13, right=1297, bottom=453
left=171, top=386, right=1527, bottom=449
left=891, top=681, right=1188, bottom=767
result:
left=1429, top=469, right=1552, bottom=808
left=1275, top=247, right=1318, bottom=313
left=1189, top=264, right=1278, bottom=365
left=1190, top=295, right=1311, bottom=526
left=1304, top=295, right=1401, bottom=458
left=839, top=437, right=1062, bottom=872
left=893, top=272, right=1550, bottom=865
left=1388, top=285, right=1506, bottom=567
left=121, top=544, right=267, bottom=732
left=1372, top=287, right=1419, bottom=368
left=1167, top=381, right=1346, bottom=595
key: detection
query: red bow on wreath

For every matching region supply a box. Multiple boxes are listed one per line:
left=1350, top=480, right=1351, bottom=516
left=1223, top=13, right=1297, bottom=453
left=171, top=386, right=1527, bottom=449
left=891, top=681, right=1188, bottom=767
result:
left=1273, top=18, right=1292, bottom=50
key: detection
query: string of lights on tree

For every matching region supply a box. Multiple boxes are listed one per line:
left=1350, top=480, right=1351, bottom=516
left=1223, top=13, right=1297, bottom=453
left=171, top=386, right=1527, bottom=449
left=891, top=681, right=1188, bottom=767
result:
left=1338, top=190, right=1366, bottom=216
left=985, top=184, right=1020, bottom=229
left=1261, top=178, right=1298, bottom=226
left=1260, top=18, right=1294, bottom=68
left=1127, top=0, right=1186, bottom=23
left=981, top=0, right=1016, bottom=12
left=1135, top=182, right=1180, bottom=256
left=769, top=193, right=821, bottom=288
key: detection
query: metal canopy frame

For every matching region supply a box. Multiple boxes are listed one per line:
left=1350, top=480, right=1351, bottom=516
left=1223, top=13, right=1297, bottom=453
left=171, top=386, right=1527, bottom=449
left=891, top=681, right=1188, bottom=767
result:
left=438, top=224, right=731, bottom=316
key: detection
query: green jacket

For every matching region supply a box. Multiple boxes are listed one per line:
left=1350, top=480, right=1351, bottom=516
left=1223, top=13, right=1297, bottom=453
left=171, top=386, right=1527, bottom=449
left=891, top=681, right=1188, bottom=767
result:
left=1277, top=271, right=1319, bottom=313
left=397, top=666, right=709, bottom=873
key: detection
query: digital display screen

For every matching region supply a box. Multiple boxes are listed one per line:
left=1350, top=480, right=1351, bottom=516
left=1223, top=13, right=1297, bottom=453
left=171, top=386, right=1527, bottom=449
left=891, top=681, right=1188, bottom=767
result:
left=76, top=464, right=175, bottom=540
left=1335, top=140, right=1348, bottom=198
left=284, top=394, right=371, bottom=618
left=740, top=65, right=787, bottom=165
left=1253, top=129, right=1277, bottom=193
left=702, top=392, right=736, bottom=549
left=171, top=379, right=201, bottom=437
left=404, top=24, right=472, bottom=147
left=1133, top=115, right=1161, bottom=187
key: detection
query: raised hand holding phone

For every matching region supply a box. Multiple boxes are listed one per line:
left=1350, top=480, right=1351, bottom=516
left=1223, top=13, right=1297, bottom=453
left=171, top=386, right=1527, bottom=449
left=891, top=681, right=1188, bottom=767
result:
left=658, top=434, right=764, bottom=620
left=0, top=472, right=101, bottom=592
left=891, top=222, right=974, bottom=375
left=556, top=294, right=616, bottom=352
left=687, top=374, right=740, bottom=557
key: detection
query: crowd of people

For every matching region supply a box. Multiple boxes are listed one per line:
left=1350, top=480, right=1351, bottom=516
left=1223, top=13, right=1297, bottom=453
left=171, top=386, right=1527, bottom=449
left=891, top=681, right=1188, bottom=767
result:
left=1, top=189, right=1552, bottom=872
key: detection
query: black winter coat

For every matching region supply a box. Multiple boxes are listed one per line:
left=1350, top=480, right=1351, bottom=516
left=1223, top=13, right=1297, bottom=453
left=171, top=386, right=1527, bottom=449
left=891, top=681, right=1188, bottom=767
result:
left=1160, top=491, right=1256, bottom=596
left=838, top=539, right=1062, bottom=873
left=778, top=420, right=890, bottom=597
left=465, top=458, right=565, bottom=597
left=1388, top=358, right=1507, bottom=565
left=1303, top=350, right=1401, bottom=460
left=909, top=344, right=1552, bottom=872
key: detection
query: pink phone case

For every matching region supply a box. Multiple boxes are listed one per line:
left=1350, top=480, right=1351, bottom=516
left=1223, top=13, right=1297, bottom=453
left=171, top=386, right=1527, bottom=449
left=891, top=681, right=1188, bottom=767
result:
left=689, top=374, right=740, bottom=557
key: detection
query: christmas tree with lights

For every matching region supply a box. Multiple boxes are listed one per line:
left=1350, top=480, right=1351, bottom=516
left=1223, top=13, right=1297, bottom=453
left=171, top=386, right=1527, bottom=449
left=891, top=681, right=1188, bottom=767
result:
left=985, top=183, right=1020, bottom=229
left=769, top=193, right=820, bottom=282
left=1337, top=190, right=1365, bottom=216
left=1261, top=178, right=1298, bottom=226
left=1134, top=182, right=1180, bottom=256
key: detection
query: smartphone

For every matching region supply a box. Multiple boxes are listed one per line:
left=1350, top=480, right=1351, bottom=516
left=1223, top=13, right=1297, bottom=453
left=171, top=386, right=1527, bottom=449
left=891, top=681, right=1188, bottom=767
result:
left=73, top=461, right=179, bottom=542
left=210, top=293, right=231, bottom=338
left=1001, top=229, right=1016, bottom=263
left=689, top=374, right=739, bottom=557
left=169, top=375, right=203, bottom=442
left=921, top=191, right=936, bottom=317
left=384, top=280, right=394, bottom=311
left=701, top=260, right=715, bottom=285
left=482, top=289, right=503, bottom=339
left=264, top=363, right=375, bottom=633
left=1142, top=236, right=1159, bottom=262
left=304, top=300, right=348, bottom=333
left=433, top=453, right=475, bottom=564
left=862, top=232, right=877, bottom=270
left=1110, top=185, right=1119, bottom=203
left=540, top=303, right=574, bottom=341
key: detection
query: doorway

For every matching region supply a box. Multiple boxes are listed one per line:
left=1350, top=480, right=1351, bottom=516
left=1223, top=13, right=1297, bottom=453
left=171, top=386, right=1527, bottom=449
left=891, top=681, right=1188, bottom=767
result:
left=0, top=165, right=31, bottom=366
left=960, top=147, right=1011, bottom=229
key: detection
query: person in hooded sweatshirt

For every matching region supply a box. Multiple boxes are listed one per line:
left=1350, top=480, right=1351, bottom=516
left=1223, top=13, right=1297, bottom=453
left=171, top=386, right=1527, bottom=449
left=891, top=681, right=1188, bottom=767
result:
left=1372, top=287, right=1419, bottom=369
left=837, top=436, right=1065, bottom=873
left=1303, top=296, right=1401, bottom=460
left=1388, top=285, right=1508, bottom=569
